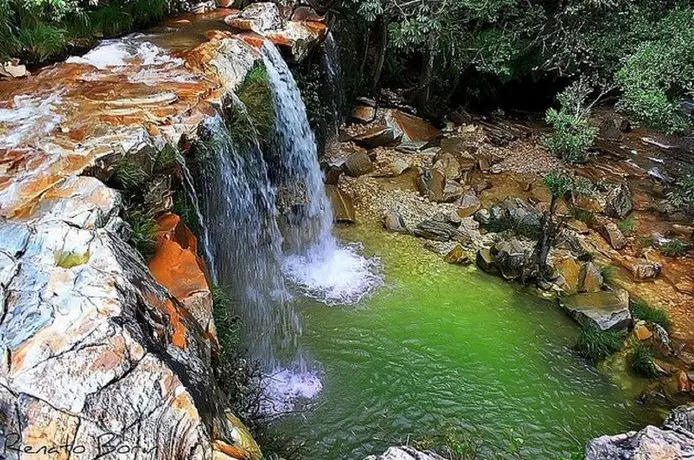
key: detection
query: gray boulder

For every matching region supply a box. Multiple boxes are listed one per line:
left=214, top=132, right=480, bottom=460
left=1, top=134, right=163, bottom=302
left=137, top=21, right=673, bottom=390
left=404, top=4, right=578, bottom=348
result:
left=559, top=289, right=632, bottom=332
left=364, top=446, right=446, bottom=460
left=343, top=151, right=375, bottom=177
left=586, top=404, right=694, bottom=459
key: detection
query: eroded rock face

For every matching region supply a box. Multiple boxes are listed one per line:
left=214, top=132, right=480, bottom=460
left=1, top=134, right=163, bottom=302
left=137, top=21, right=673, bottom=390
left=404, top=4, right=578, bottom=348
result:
left=0, top=26, right=266, bottom=460
left=586, top=404, right=694, bottom=459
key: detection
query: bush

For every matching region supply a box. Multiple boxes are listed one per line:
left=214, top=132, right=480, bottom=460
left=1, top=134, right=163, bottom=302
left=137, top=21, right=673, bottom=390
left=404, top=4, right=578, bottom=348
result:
left=632, top=300, right=671, bottom=330
left=575, top=327, right=623, bottom=362
left=666, top=172, right=694, bottom=210
left=16, top=23, right=68, bottom=63
left=630, top=343, right=659, bottom=378
left=661, top=239, right=688, bottom=257
left=543, top=81, right=598, bottom=164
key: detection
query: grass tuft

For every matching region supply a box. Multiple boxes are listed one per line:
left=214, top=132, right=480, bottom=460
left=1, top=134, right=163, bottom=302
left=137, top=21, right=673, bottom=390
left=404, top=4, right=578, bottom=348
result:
left=632, top=300, right=671, bottom=330
left=126, top=207, right=158, bottom=259
left=617, top=218, right=635, bottom=235
left=661, top=239, right=688, bottom=257
left=111, top=157, right=149, bottom=191
left=16, top=23, right=68, bottom=63
left=599, top=264, right=616, bottom=285
left=630, top=343, right=660, bottom=377
left=575, top=327, right=623, bottom=362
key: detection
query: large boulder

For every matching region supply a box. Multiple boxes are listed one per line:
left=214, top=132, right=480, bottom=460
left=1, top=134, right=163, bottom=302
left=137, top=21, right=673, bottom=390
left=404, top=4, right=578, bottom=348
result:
left=384, top=109, right=441, bottom=143
left=559, top=289, right=632, bottom=332
left=413, top=219, right=464, bottom=242
left=354, top=126, right=400, bottom=148
left=492, top=238, right=532, bottom=281
left=586, top=404, right=694, bottom=459
left=364, top=446, right=446, bottom=460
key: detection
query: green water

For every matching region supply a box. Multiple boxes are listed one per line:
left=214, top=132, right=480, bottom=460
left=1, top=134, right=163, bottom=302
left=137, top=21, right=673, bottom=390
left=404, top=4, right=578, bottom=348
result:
left=275, top=224, right=658, bottom=459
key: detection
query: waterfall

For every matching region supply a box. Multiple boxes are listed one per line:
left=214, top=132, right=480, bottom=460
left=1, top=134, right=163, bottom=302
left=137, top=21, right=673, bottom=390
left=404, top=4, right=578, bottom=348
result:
left=261, top=43, right=382, bottom=306
left=191, top=113, right=300, bottom=367
left=322, top=32, right=346, bottom=137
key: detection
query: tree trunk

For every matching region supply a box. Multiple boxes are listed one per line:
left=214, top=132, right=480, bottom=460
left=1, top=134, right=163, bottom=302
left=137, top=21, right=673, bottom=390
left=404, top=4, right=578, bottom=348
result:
left=416, top=37, right=436, bottom=112
left=371, top=16, right=388, bottom=93
left=533, top=196, right=558, bottom=278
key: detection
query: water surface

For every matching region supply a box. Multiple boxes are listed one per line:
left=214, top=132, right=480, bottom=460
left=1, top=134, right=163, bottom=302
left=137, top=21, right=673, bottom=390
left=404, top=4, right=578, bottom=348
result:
left=274, top=223, right=659, bottom=459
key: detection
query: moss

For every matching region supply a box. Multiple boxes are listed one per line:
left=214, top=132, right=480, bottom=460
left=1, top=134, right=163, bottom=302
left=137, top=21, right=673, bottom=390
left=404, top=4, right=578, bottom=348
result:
left=630, top=343, right=659, bottom=377
left=237, top=64, right=276, bottom=141
left=599, top=264, right=616, bottom=285
left=55, top=250, right=90, bottom=268
left=632, top=300, right=671, bottom=330
left=575, top=327, right=623, bottom=362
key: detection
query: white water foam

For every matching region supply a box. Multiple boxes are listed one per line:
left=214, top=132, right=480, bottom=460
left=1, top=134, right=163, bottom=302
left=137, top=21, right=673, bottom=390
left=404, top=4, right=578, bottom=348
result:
left=261, top=368, right=323, bottom=416
left=0, top=93, right=63, bottom=148
left=283, top=242, right=383, bottom=306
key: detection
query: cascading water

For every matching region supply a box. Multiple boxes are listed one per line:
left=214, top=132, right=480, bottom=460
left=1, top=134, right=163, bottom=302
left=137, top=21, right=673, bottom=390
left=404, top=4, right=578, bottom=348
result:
left=191, top=113, right=299, bottom=367
left=261, top=43, right=382, bottom=306
left=322, top=32, right=346, bottom=137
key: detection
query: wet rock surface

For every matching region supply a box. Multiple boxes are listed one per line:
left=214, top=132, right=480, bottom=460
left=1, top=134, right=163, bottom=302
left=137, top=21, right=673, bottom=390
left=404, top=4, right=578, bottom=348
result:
left=559, top=290, right=632, bottom=332
left=364, top=446, right=446, bottom=460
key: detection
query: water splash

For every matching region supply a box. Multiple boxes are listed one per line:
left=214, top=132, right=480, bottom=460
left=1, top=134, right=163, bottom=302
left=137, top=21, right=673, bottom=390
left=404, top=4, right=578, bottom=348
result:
left=260, top=43, right=382, bottom=305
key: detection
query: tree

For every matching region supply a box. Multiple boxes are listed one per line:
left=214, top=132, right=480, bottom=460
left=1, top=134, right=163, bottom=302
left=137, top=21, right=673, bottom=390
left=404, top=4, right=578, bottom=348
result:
left=532, top=170, right=573, bottom=277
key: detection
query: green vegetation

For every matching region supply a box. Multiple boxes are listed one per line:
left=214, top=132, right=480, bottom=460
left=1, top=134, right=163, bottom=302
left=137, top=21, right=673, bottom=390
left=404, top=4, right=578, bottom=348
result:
left=617, top=218, right=635, bottom=235
left=570, top=208, right=596, bottom=226
left=661, top=239, right=688, bottom=257
left=575, top=327, right=623, bottom=362
left=632, top=300, right=671, bottom=330
left=237, top=64, right=276, bottom=141
left=125, top=207, right=158, bottom=258
left=111, top=156, right=149, bottom=191
left=542, top=81, right=598, bottom=164
left=629, top=343, right=659, bottom=378
left=599, top=265, right=616, bottom=285
left=666, top=172, right=694, bottom=210
left=1, top=0, right=169, bottom=65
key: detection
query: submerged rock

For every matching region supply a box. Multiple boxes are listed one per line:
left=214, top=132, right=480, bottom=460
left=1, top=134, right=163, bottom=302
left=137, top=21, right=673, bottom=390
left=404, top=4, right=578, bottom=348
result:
left=559, top=289, right=632, bottom=332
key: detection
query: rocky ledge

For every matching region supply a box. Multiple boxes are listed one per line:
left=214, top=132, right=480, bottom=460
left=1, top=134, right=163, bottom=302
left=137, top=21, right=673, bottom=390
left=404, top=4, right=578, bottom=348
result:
left=0, top=3, right=326, bottom=458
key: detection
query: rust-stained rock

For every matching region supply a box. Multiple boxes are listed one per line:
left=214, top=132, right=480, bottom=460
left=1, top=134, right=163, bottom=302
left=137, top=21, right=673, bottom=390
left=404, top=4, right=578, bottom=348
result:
left=385, top=109, right=441, bottom=143
left=633, top=321, right=653, bottom=341
left=555, top=256, right=581, bottom=293
left=445, top=245, right=472, bottom=265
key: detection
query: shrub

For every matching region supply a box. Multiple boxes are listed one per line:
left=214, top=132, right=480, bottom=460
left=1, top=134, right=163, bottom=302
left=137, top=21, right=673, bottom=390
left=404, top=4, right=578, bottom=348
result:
left=111, top=156, right=149, bottom=191
left=630, top=343, right=659, bottom=377
left=16, top=23, right=68, bottom=63
left=237, top=64, right=276, bottom=140
left=570, top=207, right=596, bottom=226
left=666, top=172, right=694, bottom=210
left=575, top=327, right=623, bottom=362
left=661, top=239, right=688, bottom=257
left=617, top=218, right=635, bottom=235
left=616, top=9, right=694, bottom=134
left=543, top=81, right=598, bottom=164
left=632, top=300, right=671, bottom=330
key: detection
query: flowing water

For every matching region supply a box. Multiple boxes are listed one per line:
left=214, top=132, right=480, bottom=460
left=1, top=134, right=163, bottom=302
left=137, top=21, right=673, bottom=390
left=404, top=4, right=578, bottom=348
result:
left=272, top=224, right=660, bottom=459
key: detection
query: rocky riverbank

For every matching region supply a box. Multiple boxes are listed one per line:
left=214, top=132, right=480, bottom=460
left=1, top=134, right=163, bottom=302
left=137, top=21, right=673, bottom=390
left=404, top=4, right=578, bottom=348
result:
left=0, top=2, right=327, bottom=458
left=324, top=99, right=694, bottom=455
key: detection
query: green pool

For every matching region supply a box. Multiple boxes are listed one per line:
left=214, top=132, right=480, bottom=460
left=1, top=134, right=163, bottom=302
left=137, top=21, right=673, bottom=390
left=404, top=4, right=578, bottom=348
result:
left=273, top=223, right=659, bottom=459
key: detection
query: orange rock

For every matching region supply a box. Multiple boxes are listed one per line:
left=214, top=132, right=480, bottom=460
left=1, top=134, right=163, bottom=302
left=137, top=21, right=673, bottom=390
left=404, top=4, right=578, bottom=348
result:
left=633, top=322, right=653, bottom=341
left=214, top=440, right=252, bottom=460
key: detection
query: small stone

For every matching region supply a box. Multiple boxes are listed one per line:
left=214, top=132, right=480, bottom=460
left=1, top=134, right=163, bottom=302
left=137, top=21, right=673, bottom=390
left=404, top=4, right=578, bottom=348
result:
left=633, top=322, right=653, bottom=341
left=678, top=370, right=691, bottom=393
left=476, top=248, right=496, bottom=273
left=632, top=260, right=661, bottom=281
left=388, top=158, right=409, bottom=177
left=445, top=245, right=472, bottom=265
left=457, top=192, right=481, bottom=218
left=382, top=211, right=408, bottom=234
left=599, top=221, right=627, bottom=250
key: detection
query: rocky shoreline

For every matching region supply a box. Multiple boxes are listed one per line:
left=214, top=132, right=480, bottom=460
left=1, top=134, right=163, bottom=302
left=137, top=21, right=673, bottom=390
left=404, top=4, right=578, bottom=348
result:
left=325, top=101, right=694, bottom=456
